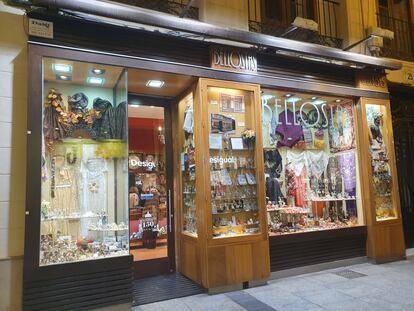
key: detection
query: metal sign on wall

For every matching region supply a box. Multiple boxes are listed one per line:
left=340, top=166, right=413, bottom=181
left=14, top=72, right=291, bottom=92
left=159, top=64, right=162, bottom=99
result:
left=355, top=72, right=388, bottom=92
left=210, top=45, right=257, bottom=74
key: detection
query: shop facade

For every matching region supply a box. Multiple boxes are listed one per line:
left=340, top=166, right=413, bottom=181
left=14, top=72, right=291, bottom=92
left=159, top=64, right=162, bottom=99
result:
left=23, top=3, right=406, bottom=310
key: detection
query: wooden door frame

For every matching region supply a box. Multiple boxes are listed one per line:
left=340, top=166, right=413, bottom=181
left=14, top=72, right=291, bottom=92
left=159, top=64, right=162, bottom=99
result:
left=128, top=93, right=176, bottom=278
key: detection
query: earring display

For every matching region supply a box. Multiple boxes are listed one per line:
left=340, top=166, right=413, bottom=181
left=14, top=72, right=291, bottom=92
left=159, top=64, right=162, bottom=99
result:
left=180, top=93, right=198, bottom=236
left=207, top=87, right=262, bottom=238
left=39, top=58, right=129, bottom=266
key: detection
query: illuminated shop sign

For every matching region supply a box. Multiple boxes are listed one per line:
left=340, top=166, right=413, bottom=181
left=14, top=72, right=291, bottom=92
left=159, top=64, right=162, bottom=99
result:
left=210, top=45, right=257, bottom=73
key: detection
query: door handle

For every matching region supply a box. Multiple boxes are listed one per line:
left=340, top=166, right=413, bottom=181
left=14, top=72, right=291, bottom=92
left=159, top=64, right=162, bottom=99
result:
left=168, top=189, right=172, bottom=233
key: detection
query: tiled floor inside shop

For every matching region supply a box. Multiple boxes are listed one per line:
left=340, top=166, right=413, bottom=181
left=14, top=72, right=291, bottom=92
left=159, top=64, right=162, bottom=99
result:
left=133, top=249, right=414, bottom=311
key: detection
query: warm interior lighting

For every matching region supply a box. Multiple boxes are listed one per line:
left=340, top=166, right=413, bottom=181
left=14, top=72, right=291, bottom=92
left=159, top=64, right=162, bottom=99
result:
left=87, top=77, right=105, bottom=85
left=52, top=63, right=72, bottom=73
left=146, top=80, right=165, bottom=88
left=91, top=68, right=105, bottom=75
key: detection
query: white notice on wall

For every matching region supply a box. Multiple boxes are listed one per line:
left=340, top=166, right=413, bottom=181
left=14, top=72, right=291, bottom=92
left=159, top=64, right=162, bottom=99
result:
left=28, top=18, right=54, bottom=39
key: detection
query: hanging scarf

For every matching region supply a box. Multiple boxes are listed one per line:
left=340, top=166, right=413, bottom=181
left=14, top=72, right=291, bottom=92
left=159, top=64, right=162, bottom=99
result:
left=306, top=150, right=329, bottom=179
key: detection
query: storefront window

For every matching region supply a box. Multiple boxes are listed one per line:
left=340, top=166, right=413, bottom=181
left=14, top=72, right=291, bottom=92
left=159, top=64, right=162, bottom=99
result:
left=261, top=89, right=363, bottom=235
left=179, top=93, right=197, bottom=236
left=207, top=86, right=261, bottom=238
left=365, top=103, right=397, bottom=221
left=40, top=58, right=129, bottom=265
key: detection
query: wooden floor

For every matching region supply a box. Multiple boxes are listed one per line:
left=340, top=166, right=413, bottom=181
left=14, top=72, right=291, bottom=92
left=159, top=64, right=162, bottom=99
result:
left=130, top=238, right=168, bottom=261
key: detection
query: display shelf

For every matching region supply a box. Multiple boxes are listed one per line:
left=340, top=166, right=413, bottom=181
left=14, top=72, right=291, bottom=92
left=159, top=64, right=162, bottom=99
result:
left=309, top=198, right=357, bottom=202
left=212, top=210, right=258, bottom=215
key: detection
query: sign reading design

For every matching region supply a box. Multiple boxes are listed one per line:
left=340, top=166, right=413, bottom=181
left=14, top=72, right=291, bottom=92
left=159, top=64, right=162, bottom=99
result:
left=210, top=46, right=257, bottom=73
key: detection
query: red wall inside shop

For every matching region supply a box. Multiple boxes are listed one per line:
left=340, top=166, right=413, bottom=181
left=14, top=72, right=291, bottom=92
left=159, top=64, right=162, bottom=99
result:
left=128, top=117, right=164, bottom=153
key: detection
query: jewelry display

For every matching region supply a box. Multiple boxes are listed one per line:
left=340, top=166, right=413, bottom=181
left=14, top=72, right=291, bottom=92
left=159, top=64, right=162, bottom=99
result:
left=40, top=72, right=129, bottom=266
left=262, top=93, right=361, bottom=235
left=181, top=96, right=198, bottom=236
left=208, top=88, right=261, bottom=238
left=366, top=105, right=396, bottom=220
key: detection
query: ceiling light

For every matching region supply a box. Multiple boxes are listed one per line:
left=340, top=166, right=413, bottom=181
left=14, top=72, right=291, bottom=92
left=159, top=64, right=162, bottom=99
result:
left=311, top=96, right=317, bottom=100
left=56, top=75, right=71, bottom=81
left=284, top=94, right=292, bottom=97
left=335, top=99, right=342, bottom=103
left=52, top=64, right=72, bottom=73
left=286, top=96, right=301, bottom=103
left=130, top=104, right=140, bottom=108
left=87, top=77, right=105, bottom=85
left=91, top=68, right=105, bottom=75
left=312, top=99, right=326, bottom=105
left=261, top=94, right=273, bottom=101
left=150, top=106, right=155, bottom=108
left=146, top=80, right=165, bottom=88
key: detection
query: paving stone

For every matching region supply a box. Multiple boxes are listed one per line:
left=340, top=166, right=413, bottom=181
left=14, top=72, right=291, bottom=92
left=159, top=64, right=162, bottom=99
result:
left=135, top=255, right=414, bottom=311
left=298, top=289, right=353, bottom=306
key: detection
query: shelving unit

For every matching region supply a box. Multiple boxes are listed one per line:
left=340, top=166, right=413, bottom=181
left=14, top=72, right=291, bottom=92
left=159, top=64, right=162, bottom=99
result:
left=175, top=78, right=269, bottom=290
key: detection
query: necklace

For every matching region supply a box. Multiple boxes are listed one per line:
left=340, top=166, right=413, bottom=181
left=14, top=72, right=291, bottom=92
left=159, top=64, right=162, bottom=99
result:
left=66, top=149, right=77, bottom=165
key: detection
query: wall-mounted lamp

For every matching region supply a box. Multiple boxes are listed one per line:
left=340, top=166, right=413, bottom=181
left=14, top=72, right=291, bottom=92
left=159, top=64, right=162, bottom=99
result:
left=343, top=27, right=394, bottom=51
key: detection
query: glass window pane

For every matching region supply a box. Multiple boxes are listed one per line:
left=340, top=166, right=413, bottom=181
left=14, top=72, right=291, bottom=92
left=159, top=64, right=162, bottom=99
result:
left=366, top=103, right=397, bottom=221
left=207, top=87, right=261, bottom=238
left=179, top=93, right=197, bottom=236
left=40, top=58, right=129, bottom=266
left=261, top=89, right=362, bottom=235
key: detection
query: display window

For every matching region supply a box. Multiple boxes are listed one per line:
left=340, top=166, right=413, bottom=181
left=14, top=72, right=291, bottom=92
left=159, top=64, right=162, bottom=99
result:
left=40, top=58, right=129, bottom=265
left=261, top=89, right=364, bottom=235
left=178, top=92, right=198, bottom=236
left=365, top=102, right=398, bottom=221
left=206, top=86, right=261, bottom=238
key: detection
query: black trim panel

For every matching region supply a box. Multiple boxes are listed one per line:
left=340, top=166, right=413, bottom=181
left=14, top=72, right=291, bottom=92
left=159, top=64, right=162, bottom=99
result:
left=269, top=226, right=367, bottom=272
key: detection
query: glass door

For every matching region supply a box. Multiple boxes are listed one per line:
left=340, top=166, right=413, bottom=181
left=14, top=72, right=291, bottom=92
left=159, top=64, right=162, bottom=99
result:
left=128, top=96, right=174, bottom=278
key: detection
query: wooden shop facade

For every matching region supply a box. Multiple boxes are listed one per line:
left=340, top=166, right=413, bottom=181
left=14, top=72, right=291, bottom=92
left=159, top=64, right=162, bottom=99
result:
left=22, top=1, right=406, bottom=310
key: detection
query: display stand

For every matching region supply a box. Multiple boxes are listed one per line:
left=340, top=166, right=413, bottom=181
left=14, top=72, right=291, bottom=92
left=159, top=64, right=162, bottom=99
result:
left=174, top=79, right=270, bottom=289
left=357, top=97, right=406, bottom=262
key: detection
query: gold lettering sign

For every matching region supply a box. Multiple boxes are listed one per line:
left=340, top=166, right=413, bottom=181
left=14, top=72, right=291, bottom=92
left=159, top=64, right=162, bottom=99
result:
left=210, top=46, right=257, bottom=73
left=356, top=72, right=388, bottom=92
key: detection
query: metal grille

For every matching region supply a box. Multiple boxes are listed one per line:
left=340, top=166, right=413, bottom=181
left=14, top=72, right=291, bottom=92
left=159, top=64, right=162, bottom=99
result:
left=377, top=13, right=414, bottom=61
left=248, top=0, right=343, bottom=49
left=333, top=269, right=367, bottom=279
left=113, top=0, right=199, bottom=20
left=132, top=273, right=204, bottom=306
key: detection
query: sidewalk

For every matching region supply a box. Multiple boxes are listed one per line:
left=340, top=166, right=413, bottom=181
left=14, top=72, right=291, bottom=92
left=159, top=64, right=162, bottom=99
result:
left=133, top=251, right=414, bottom=311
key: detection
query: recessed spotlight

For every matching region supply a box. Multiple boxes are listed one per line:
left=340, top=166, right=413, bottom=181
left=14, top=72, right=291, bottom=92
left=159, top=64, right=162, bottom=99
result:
left=335, top=99, right=342, bottom=103
left=52, top=64, right=72, bottom=73
left=146, top=80, right=165, bottom=88
left=286, top=96, right=301, bottom=103
left=284, top=93, right=292, bottom=97
left=87, top=77, right=105, bottom=85
left=261, top=94, right=273, bottom=100
left=56, top=74, right=71, bottom=81
left=312, top=99, right=326, bottom=105
left=91, top=68, right=105, bottom=75
left=311, top=96, right=317, bottom=100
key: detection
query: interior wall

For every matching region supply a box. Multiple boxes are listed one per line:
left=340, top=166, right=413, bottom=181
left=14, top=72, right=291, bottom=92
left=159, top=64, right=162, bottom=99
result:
left=0, top=2, right=27, bottom=311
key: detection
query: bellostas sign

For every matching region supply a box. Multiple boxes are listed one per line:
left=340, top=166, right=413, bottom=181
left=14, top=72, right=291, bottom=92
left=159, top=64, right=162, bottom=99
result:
left=210, top=45, right=257, bottom=74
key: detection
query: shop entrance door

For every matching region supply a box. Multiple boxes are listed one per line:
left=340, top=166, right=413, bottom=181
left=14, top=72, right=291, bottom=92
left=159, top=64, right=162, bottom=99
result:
left=391, top=87, right=414, bottom=248
left=128, top=95, right=175, bottom=278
